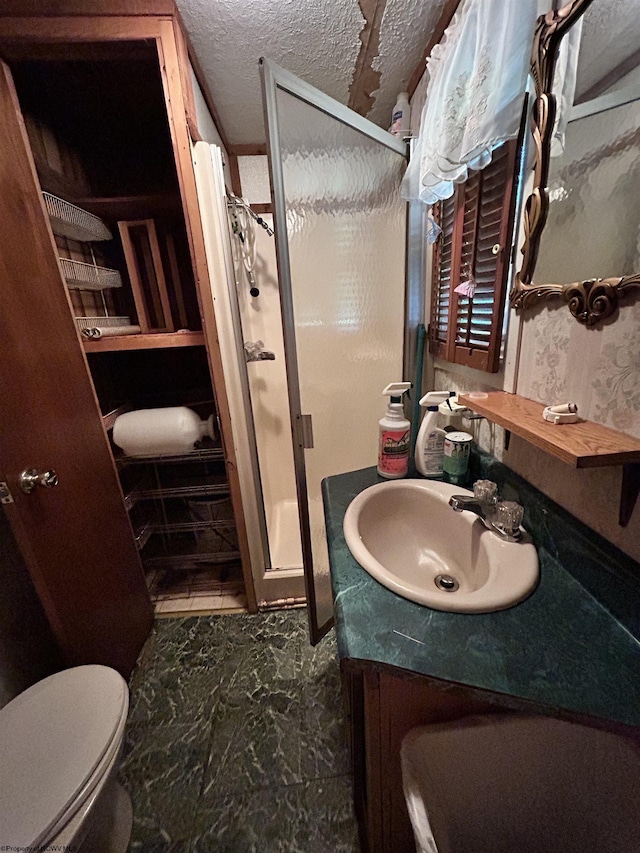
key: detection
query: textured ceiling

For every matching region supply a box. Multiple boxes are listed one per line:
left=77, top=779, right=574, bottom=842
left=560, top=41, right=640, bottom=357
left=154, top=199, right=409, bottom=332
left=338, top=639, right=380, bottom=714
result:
left=177, top=0, right=639, bottom=147
left=177, top=0, right=447, bottom=146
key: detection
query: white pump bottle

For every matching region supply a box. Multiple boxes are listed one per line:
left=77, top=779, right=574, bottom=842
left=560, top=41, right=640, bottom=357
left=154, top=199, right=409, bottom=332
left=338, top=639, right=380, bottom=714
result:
left=414, top=391, right=454, bottom=477
left=377, top=382, right=411, bottom=479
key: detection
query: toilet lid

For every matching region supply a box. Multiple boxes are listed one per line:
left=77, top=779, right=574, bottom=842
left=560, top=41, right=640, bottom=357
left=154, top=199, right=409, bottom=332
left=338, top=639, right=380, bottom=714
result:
left=0, top=665, right=128, bottom=848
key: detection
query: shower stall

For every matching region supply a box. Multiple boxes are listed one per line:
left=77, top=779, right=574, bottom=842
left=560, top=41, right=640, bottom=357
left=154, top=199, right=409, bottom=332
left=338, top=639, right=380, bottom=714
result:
left=193, top=61, right=416, bottom=641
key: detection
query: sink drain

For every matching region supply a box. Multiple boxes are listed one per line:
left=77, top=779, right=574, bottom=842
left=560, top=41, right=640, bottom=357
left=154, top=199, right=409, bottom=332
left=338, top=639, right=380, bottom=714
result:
left=435, top=574, right=459, bottom=593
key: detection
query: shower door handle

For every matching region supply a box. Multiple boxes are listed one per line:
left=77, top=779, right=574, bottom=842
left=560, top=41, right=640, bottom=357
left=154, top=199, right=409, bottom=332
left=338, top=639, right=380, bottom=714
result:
left=20, top=468, right=59, bottom=494
left=298, top=414, right=314, bottom=449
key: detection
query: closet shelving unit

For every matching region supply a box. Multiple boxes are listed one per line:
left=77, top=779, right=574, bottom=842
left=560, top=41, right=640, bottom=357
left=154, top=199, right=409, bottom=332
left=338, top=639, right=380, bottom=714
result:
left=0, top=4, right=258, bottom=676
left=118, top=445, right=242, bottom=599
left=14, top=44, right=252, bottom=613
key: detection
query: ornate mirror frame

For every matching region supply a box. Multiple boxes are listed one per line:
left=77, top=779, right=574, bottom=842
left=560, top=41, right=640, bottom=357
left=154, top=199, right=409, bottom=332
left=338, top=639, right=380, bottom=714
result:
left=510, top=0, right=640, bottom=326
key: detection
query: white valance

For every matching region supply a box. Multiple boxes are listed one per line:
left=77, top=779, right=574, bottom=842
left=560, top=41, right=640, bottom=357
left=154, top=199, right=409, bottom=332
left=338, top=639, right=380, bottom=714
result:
left=403, top=0, right=538, bottom=205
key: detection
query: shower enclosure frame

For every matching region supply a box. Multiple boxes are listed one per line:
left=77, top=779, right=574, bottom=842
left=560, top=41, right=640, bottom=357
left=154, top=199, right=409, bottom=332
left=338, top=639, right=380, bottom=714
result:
left=260, top=59, right=417, bottom=644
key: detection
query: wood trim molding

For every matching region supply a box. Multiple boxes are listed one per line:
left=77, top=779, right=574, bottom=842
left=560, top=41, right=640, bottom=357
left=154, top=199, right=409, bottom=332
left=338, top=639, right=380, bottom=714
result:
left=229, top=144, right=267, bottom=157
left=177, top=10, right=232, bottom=154
left=172, top=14, right=202, bottom=143
left=155, top=20, right=258, bottom=611
left=0, top=0, right=175, bottom=15
left=250, top=203, right=272, bottom=215
left=348, top=0, right=387, bottom=117
left=407, top=0, right=461, bottom=99
left=228, top=153, right=243, bottom=196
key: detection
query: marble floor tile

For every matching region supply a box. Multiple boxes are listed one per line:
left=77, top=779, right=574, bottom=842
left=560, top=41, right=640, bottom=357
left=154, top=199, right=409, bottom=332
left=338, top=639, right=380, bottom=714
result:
left=202, top=684, right=307, bottom=797
left=120, top=723, right=209, bottom=847
left=122, top=610, right=359, bottom=851
left=128, top=664, right=224, bottom=728
left=191, top=776, right=360, bottom=853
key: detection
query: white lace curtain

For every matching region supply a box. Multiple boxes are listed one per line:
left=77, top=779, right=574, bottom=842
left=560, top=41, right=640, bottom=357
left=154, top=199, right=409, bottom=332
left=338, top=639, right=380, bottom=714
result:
left=402, top=0, right=539, bottom=205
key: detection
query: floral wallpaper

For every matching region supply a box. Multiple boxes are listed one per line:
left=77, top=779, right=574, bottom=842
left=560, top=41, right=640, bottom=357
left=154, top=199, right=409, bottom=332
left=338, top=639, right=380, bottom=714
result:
left=517, top=296, right=640, bottom=440
left=590, top=299, right=640, bottom=434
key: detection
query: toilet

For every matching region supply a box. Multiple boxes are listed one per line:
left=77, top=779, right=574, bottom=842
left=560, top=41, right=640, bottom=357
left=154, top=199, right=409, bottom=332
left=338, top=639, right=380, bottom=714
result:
left=0, top=665, right=133, bottom=853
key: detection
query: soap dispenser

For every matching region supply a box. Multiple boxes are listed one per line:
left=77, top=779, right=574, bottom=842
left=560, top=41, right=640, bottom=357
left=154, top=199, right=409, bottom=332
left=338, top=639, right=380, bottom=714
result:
left=414, top=391, right=455, bottom=478
left=378, top=382, right=411, bottom=479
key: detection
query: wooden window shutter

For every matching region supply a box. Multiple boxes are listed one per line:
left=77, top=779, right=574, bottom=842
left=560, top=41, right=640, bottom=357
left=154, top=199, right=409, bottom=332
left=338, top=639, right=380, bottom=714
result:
left=428, top=191, right=458, bottom=360
left=429, top=141, right=519, bottom=373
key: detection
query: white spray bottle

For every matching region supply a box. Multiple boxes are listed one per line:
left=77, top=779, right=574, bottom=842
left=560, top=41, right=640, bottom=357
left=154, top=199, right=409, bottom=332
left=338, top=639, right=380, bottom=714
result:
left=377, top=382, right=411, bottom=479
left=414, top=391, right=455, bottom=478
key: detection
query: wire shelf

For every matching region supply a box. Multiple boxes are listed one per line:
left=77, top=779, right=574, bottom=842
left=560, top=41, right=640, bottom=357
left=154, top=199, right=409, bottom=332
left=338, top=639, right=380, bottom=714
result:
left=116, top=445, right=225, bottom=467
left=124, top=478, right=230, bottom=509
left=75, top=316, right=132, bottom=337
left=60, top=258, right=123, bottom=291
left=133, top=518, right=236, bottom=551
left=143, top=551, right=242, bottom=570
left=43, top=192, right=113, bottom=242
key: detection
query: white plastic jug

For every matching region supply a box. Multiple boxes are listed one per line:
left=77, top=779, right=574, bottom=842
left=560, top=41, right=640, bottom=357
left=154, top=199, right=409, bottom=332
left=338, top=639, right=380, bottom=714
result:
left=113, top=407, right=216, bottom=456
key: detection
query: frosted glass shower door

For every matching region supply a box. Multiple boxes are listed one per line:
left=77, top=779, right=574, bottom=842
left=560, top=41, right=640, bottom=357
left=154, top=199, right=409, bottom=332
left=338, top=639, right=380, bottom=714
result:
left=261, top=60, right=408, bottom=643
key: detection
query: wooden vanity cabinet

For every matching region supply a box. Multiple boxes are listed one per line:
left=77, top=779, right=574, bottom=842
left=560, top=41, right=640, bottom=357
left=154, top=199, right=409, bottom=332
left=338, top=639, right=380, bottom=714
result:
left=343, top=662, right=640, bottom=853
left=343, top=663, right=497, bottom=853
left=0, top=4, right=256, bottom=676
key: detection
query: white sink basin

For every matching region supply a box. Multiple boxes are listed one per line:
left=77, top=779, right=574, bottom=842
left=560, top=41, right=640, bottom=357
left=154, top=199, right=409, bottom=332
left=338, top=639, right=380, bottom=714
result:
left=343, top=480, right=538, bottom=613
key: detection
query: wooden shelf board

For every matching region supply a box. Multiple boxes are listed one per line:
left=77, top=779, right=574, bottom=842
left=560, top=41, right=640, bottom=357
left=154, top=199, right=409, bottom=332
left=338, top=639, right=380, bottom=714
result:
left=458, top=392, right=640, bottom=469
left=73, top=194, right=182, bottom=221
left=84, top=331, right=205, bottom=353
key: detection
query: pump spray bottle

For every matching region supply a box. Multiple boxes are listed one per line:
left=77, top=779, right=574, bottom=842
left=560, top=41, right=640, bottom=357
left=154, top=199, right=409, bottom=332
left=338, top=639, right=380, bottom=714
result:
left=378, top=382, right=411, bottom=479
left=414, top=391, right=455, bottom=478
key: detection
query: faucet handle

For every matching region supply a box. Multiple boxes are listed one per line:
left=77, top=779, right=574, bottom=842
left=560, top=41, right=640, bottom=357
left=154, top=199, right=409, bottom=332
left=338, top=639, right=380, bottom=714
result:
left=473, top=480, right=498, bottom=505
left=494, top=500, right=524, bottom=536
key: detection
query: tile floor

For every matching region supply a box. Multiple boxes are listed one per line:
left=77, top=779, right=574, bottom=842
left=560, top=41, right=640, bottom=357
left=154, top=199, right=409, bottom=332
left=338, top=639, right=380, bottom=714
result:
left=119, top=609, right=360, bottom=852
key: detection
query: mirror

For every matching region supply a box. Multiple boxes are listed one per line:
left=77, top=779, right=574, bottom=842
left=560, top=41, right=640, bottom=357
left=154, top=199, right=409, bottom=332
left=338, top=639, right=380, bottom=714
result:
left=511, top=0, right=640, bottom=325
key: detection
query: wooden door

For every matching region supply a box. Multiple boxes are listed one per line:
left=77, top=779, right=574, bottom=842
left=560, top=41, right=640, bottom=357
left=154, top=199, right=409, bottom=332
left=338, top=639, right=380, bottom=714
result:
left=0, top=60, right=153, bottom=678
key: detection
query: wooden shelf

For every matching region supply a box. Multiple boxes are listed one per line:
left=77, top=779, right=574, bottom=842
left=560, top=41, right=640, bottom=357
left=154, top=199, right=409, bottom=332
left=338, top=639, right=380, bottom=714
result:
left=459, top=392, right=640, bottom=467
left=73, top=194, right=182, bottom=221
left=458, top=392, right=640, bottom=526
left=84, top=331, right=205, bottom=353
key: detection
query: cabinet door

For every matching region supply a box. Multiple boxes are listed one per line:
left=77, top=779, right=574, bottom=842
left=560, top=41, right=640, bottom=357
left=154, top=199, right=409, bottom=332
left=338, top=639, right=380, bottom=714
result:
left=0, top=60, right=153, bottom=677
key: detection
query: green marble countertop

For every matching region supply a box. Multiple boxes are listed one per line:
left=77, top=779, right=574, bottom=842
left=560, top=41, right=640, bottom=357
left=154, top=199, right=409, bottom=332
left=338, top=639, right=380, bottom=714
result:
left=323, top=465, right=640, bottom=729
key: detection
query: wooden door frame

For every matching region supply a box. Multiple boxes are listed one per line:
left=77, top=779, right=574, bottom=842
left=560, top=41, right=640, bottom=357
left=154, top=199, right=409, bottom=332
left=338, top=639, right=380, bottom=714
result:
left=0, top=12, right=258, bottom=612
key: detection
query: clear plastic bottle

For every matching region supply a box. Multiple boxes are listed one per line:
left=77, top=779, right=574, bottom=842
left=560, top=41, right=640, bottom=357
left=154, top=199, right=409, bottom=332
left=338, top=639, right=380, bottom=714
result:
left=378, top=383, right=411, bottom=479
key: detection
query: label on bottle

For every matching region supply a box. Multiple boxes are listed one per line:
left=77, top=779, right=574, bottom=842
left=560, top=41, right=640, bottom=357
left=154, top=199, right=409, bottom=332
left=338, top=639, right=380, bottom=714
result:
left=421, top=429, right=445, bottom=475
left=390, top=110, right=404, bottom=135
left=378, top=428, right=410, bottom=475
left=443, top=432, right=473, bottom=483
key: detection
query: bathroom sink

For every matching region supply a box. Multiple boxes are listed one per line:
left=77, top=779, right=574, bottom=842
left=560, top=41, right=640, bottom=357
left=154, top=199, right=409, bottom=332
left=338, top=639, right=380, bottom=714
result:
left=343, top=480, right=538, bottom=613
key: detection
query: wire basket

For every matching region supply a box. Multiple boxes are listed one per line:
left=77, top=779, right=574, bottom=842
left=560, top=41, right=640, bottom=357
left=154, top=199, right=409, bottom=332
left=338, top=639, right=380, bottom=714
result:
left=43, top=192, right=112, bottom=242
left=60, top=258, right=123, bottom=291
left=75, top=315, right=131, bottom=332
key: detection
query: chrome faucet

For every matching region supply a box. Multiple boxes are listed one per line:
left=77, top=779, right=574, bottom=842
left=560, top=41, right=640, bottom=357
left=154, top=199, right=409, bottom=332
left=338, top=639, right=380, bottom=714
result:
left=449, top=480, right=524, bottom=541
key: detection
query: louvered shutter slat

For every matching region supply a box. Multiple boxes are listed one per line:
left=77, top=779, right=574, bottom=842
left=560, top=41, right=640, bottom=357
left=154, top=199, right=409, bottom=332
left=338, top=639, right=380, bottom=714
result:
left=429, top=136, right=521, bottom=373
